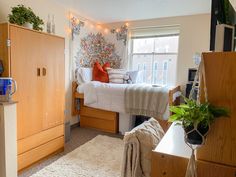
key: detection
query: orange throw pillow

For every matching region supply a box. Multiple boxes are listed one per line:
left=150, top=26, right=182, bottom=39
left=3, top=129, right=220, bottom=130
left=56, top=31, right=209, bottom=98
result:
left=93, top=62, right=110, bottom=83
left=102, top=62, right=111, bottom=71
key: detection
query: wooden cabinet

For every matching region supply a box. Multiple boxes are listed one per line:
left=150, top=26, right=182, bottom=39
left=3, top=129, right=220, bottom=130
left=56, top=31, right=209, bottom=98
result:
left=151, top=124, right=236, bottom=177
left=0, top=23, right=65, bottom=171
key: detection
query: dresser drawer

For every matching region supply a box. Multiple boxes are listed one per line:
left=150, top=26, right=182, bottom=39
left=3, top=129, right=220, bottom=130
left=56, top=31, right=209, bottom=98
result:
left=18, top=124, right=64, bottom=155
left=18, top=136, right=64, bottom=171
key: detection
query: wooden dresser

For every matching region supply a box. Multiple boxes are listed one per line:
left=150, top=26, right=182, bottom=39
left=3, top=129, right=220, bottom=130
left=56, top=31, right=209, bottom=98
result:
left=151, top=124, right=236, bottom=177
left=0, top=23, right=65, bottom=171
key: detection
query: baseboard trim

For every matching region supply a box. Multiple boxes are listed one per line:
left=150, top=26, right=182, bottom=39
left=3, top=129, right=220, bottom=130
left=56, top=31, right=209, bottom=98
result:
left=71, top=122, right=80, bottom=129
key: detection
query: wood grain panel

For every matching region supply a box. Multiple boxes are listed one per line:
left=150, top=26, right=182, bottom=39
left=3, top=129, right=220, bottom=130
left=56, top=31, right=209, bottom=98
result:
left=10, top=25, right=44, bottom=140
left=41, top=34, right=65, bottom=130
left=152, top=152, right=188, bottom=177
left=197, top=52, right=236, bottom=166
left=80, top=105, right=117, bottom=121
left=72, top=81, right=80, bottom=116
left=18, top=124, right=64, bottom=155
left=152, top=124, right=236, bottom=177
left=0, top=23, right=10, bottom=76
left=80, top=116, right=118, bottom=133
left=152, top=152, right=236, bottom=177
left=18, top=136, right=64, bottom=171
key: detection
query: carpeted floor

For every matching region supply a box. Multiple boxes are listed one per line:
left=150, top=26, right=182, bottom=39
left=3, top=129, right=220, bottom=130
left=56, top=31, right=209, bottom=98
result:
left=18, top=126, right=123, bottom=177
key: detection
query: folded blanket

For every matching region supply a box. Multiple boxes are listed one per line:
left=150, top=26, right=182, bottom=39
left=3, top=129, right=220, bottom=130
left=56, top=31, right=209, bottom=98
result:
left=121, top=118, right=164, bottom=177
left=125, top=84, right=169, bottom=119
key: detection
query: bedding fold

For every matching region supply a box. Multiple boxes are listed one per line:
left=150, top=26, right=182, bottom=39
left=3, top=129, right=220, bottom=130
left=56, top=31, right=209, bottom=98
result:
left=125, top=84, right=169, bottom=119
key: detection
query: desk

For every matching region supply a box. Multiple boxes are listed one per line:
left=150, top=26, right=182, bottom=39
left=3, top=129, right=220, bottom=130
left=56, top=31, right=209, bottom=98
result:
left=151, top=124, right=236, bottom=177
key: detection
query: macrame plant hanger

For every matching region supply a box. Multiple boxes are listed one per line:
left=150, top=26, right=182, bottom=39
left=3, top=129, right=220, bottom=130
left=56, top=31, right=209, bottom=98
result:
left=185, top=58, right=208, bottom=177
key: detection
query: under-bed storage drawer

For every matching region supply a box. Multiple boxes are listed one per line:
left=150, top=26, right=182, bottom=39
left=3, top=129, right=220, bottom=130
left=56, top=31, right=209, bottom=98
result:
left=80, top=105, right=117, bottom=120
left=79, top=102, right=118, bottom=133
left=80, top=115, right=118, bottom=133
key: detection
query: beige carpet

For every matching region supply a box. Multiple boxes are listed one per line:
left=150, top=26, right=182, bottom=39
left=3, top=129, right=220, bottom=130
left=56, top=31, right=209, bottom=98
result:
left=30, top=135, right=124, bottom=177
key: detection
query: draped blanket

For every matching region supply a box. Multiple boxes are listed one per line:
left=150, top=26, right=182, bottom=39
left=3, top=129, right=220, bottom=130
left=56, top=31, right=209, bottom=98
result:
left=124, top=84, right=169, bottom=119
left=121, top=118, right=164, bottom=177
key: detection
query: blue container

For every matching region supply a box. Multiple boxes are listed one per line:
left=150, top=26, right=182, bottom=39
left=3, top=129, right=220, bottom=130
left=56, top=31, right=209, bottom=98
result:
left=0, top=77, right=17, bottom=96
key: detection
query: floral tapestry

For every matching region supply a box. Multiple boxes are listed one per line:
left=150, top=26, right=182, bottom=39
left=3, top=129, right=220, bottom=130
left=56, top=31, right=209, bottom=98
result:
left=75, top=33, right=122, bottom=69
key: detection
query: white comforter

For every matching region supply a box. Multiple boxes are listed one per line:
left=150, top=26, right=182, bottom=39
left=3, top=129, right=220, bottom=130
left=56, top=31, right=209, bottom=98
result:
left=78, top=81, right=128, bottom=113
left=77, top=81, right=180, bottom=119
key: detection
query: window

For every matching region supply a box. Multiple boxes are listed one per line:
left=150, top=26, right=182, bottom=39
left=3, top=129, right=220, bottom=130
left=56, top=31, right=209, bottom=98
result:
left=130, top=28, right=179, bottom=85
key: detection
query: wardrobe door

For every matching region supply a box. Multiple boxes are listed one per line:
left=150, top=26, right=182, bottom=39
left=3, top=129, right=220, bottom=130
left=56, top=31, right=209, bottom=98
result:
left=10, top=26, right=44, bottom=140
left=41, top=34, right=65, bottom=130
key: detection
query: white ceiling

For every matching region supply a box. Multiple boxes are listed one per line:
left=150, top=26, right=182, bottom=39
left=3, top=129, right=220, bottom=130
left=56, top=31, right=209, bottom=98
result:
left=55, top=0, right=211, bottom=23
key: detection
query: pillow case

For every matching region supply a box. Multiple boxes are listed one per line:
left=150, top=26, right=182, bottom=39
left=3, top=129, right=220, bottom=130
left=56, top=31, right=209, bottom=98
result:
left=102, top=62, right=111, bottom=71
left=107, top=68, right=126, bottom=84
left=92, top=62, right=110, bottom=83
left=126, top=70, right=139, bottom=84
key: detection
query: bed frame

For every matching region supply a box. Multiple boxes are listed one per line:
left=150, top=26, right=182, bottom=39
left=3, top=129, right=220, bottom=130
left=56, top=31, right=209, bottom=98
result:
left=72, top=81, right=180, bottom=133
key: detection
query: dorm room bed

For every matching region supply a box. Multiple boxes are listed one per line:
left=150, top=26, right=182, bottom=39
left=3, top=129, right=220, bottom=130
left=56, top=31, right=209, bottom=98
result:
left=72, top=81, right=181, bottom=133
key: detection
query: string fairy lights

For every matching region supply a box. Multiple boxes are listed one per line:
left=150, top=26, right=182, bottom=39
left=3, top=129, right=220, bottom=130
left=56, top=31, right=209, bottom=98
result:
left=68, top=12, right=129, bottom=44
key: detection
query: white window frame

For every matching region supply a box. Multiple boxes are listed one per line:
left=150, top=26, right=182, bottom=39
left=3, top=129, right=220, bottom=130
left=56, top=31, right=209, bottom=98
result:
left=130, top=34, right=179, bottom=84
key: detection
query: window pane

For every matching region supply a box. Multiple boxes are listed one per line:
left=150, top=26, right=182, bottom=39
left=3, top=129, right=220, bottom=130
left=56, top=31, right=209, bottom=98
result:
left=153, top=54, right=177, bottom=85
left=154, top=36, right=179, bottom=53
left=133, top=38, right=154, bottom=53
left=132, top=54, right=153, bottom=84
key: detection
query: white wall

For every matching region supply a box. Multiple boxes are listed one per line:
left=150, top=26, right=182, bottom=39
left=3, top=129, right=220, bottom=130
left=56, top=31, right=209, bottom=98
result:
left=0, top=0, right=102, bottom=124
left=105, top=14, right=211, bottom=87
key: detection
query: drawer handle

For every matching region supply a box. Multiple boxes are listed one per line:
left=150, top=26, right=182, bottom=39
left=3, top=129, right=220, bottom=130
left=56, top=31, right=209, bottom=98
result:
left=42, top=67, right=46, bottom=76
left=37, top=68, right=40, bottom=76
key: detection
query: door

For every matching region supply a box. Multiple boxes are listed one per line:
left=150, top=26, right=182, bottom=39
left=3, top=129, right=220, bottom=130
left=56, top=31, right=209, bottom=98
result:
left=10, top=26, right=43, bottom=140
left=41, top=34, right=65, bottom=130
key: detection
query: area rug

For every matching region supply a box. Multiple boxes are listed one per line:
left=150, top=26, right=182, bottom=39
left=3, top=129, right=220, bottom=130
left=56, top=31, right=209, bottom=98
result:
left=30, top=135, right=124, bottom=177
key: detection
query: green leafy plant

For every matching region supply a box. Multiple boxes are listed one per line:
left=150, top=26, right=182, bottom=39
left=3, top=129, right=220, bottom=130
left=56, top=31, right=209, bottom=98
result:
left=8, top=4, right=44, bottom=31
left=169, top=96, right=229, bottom=128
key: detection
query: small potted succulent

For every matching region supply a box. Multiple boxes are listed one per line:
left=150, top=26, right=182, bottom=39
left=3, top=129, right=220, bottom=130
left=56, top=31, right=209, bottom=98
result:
left=169, top=96, right=229, bottom=145
left=8, top=4, right=44, bottom=31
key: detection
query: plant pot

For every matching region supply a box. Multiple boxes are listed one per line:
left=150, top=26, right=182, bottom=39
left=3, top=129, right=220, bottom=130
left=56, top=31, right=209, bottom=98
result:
left=23, top=22, right=33, bottom=29
left=184, top=124, right=209, bottom=145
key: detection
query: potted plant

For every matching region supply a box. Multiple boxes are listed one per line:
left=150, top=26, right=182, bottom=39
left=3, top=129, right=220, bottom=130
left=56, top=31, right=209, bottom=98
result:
left=169, top=97, right=229, bottom=145
left=8, top=4, right=44, bottom=31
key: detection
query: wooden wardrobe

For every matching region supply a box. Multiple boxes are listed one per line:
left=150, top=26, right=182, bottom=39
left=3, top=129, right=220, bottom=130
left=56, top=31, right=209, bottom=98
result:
left=0, top=23, right=65, bottom=171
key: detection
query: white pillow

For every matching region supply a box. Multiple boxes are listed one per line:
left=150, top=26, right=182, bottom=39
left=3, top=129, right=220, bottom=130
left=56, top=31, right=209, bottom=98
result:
left=109, top=78, right=124, bottom=84
left=107, top=68, right=126, bottom=84
left=76, top=67, right=92, bottom=84
left=126, top=70, right=139, bottom=84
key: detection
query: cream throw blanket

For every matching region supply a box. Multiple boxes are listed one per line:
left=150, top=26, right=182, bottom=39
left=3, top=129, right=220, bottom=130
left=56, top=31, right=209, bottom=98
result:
left=121, top=118, right=165, bottom=177
left=125, top=84, right=169, bottom=119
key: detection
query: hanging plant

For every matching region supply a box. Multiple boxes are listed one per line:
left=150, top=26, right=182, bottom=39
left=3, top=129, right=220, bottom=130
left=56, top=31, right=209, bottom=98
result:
left=169, top=96, right=229, bottom=145
left=8, top=4, right=44, bottom=31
